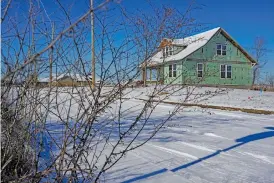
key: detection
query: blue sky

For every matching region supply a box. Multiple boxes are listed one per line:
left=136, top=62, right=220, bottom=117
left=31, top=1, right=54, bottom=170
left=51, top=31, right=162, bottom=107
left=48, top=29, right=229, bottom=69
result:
left=5, top=0, right=274, bottom=76
left=119, top=0, right=274, bottom=75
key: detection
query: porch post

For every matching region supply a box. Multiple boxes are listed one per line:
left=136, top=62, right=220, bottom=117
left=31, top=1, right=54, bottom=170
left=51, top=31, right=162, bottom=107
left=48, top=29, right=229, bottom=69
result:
left=157, top=67, right=159, bottom=81
left=142, top=68, right=145, bottom=82
left=150, top=68, right=152, bottom=81
left=142, top=67, right=147, bottom=86
left=144, top=66, right=147, bottom=86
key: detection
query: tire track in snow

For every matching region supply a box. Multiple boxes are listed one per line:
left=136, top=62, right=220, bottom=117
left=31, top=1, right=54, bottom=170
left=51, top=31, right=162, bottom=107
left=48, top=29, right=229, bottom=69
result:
left=121, top=143, right=253, bottom=183
left=179, top=142, right=215, bottom=152
left=179, top=140, right=274, bottom=176
left=203, top=132, right=232, bottom=140
left=149, top=144, right=199, bottom=160
left=146, top=143, right=230, bottom=177
left=120, top=146, right=197, bottom=183
left=178, top=142, right=246, bottom=159
left=235, top=151, right=274, bottom=165
left=212, top=110, right=273, bottom=122
left=202, top=132, right=274, bottom=165
left=178, top=141, right=235, bottom=158
left=146, top=143, right=253, bottom=183
left=203, top=131, right=274, bottom=157
left=180, top=140, right=274, bottom=165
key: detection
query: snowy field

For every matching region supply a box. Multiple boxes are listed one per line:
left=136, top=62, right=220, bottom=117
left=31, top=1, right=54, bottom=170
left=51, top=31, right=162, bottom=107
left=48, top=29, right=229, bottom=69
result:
left=35, top=85, right=274, bottom=112
left=29, top=86, right=274, bottom=182
left=102, top=99, right=274, bottom=183
left=123, top=86, right=274, bottom=111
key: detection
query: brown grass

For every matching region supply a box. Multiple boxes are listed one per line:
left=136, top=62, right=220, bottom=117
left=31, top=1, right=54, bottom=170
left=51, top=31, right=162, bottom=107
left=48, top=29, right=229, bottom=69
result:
left=38, top=81, right=90, bottom=87
left=158, top=92, right=169, bottom=95
left=251, top=85, right=274, bottom=92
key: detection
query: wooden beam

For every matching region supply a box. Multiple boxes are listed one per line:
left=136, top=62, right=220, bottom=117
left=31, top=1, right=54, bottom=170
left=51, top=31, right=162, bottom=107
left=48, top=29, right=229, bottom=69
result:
left=157, top=67, right=160, bottom=81
left=150, top=68, right=152, bottom=81
left=142, top=69, right=145, bottom=82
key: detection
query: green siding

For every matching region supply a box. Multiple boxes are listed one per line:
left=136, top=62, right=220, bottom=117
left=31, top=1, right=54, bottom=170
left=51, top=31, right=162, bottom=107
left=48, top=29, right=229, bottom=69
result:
left=164, top=61, right=182, bottom=84
left=163, top=31, right=253, bottom=86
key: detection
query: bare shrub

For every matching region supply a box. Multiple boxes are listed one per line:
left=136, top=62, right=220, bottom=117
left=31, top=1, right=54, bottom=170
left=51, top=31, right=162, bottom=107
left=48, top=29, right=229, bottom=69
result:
left=1, top=0, right=222, bottom=182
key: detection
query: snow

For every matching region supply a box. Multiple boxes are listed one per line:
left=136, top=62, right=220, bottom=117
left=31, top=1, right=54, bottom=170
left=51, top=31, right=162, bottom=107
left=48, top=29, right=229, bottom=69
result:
left=203, top=133, right=231, bottom=140
left=179, top=142, right=216, bottom=152
left=122, top=86, right=274, bottom=111
left=149, top=144, right=199, bottom=160
left=34, top=86, right=274, bottom=182
left=38, top=73, right=92, bottom=82
left=101, top=100, right=274, bottom=183
left=146, top=27, right=220, bottom=66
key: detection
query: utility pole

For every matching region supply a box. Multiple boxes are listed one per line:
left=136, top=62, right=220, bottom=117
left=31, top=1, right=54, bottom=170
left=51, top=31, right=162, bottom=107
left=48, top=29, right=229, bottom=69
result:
left=49, top=22, right=54, bottom=86
left=91, top=0, right=96, bottom=90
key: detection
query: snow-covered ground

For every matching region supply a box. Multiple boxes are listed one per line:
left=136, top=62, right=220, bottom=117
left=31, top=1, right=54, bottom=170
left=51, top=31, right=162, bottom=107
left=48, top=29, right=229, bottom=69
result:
left=33, top=86, right=274, bottom=182
left=123, top=86, right=274, bottom=111
left=100, top=100, right=274, bottom=183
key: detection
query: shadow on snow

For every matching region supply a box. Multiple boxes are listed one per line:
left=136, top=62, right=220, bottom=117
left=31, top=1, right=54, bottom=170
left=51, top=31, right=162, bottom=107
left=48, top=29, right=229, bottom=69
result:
left=122, top=127, right=274, bottom=183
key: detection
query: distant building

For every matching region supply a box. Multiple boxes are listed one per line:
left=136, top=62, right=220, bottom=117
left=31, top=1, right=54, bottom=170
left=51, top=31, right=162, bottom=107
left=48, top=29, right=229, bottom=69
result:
left=38, top=73, right=94, bottom=86
left=141, top=27, right=257, bottom=86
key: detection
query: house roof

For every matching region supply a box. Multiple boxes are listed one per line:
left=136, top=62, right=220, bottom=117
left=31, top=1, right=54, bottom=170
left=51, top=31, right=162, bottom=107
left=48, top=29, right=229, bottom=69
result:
left=38, top=73, right=91, bottom=82
left=220, top=28, right=257, bottom=65
left=142, top=27, right=257, bottom=67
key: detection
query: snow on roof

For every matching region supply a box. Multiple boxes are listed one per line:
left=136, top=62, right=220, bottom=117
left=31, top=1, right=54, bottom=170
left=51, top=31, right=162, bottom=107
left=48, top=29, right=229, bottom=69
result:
left=38, top=73, right=91, bottom=82
left=38, top=77, right=50, bottom=82
left=145, top=27, right=221, bottom=66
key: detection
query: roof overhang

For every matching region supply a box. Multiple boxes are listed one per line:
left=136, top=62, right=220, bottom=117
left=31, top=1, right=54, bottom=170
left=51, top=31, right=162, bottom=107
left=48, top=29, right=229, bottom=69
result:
left=139, top=61, right=163, bottom=69
left=220, top=29, right=258, bottom=65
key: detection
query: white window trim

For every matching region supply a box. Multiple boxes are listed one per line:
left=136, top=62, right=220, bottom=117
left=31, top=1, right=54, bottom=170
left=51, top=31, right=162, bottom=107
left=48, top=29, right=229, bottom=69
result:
left=163, top=46, right=174, bottom=58
left=226, top=65, right=232, bottom=79
left=197, top=63, right=203, bottom=78
left=173, top=64, right=177, bottom=77
left=169, top=65, right=172, bottom=77
left=220, top=64, right=226, bottom=79
left=220, top=64, right=232, bottom=79
left=216, top=44, right=227, bottom=56
left=169, top=64, right=177, bottom=77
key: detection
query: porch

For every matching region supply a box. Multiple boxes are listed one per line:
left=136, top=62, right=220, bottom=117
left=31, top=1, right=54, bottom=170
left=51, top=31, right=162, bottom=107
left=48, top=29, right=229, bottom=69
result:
left=141, top=66, right=164, bottom=84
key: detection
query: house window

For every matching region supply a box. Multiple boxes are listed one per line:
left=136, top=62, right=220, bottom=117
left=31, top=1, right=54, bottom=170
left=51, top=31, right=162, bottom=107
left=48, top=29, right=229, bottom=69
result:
left=220, top=64, right=232, bottom=78
left=227, top=65, right=232, bottom=78
left=221, top=65, right=226, bottom=78
left=216, top=44, right=226, bottom=55
left=163, top=46, right=174, bottom=57
left=197, top=63, right=203, bottom=78
left=169, top=64, right=176, bottom=77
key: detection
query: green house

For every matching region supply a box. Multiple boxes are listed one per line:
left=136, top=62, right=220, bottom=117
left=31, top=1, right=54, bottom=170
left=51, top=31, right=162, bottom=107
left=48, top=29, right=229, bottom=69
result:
left=142, top=27, right=257, bottom=86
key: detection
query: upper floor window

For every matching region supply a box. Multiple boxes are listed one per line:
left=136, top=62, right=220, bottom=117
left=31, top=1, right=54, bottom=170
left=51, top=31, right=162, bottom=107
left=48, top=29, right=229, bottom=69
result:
left=163, top=46, right=174, bottom=58
left=197, top=63, right=204, bottom=78
left=169, top=64, right=176, bottom=77
left=216, top=44, right=226, bottom=56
